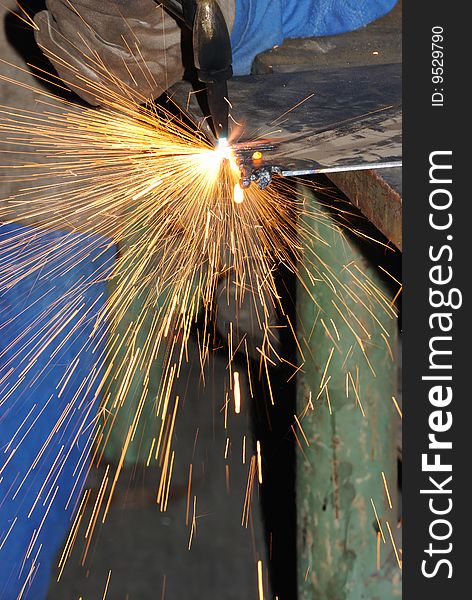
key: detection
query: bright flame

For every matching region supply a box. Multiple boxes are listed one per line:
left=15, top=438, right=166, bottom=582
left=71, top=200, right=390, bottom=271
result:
left=233, top=183, right=244, bottom=204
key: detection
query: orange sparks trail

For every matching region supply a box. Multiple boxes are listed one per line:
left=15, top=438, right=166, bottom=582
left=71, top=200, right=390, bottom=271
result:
left=386, top=521, right=402, bottom=569
left=188, top=496, right=197, bottom=550
left=370, top=498, right=386, bottom=544
left=256, top=440, right=263, bottom=485
left=101, top=570, right=112, bottom=600
left=257, top=559, right=265, bottom=600
left=391, top=395, right=402, bottom=418
left=376, top=531, right=381, bottom=571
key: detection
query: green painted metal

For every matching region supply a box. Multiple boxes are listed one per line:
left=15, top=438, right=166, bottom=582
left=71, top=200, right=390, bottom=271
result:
left=101, top=232, right=178, bottom=466
left=296, top=184, right=401, bottom=599
left=101, top=248, right=165, bottom=465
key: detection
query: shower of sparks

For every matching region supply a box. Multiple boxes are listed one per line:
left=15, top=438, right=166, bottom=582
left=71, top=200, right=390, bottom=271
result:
left=293, top=414, right=310, bottom=447
left=233, top=182, right=244, bottom=204
left=0, top=4, right=401, bottom=591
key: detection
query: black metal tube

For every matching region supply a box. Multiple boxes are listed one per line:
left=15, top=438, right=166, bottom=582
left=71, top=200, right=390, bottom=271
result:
left=160, top=0, right=232, bottom=139
left=192, top=0, right=232, bottom=138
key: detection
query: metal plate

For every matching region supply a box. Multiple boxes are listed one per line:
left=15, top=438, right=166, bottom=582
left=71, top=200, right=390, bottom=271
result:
left=169, top=63, right=401, bottom=176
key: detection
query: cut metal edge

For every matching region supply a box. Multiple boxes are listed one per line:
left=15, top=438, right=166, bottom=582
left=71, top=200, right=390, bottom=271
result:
left=280, top=160, right=402, bottom=178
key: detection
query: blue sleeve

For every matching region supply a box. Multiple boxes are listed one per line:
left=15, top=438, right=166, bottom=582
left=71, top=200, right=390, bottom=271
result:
left=231, top=0, right=397, bottom=75
left=0, top=223, right=116, bottom=599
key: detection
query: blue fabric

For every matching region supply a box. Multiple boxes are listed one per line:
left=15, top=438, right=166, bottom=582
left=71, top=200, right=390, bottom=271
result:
left=231, top=0, right=397, bottom=75
left=0, top=223, right=116, bottom=599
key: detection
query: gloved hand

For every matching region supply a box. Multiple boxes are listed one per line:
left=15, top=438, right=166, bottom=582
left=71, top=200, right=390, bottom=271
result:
left=34, top=0, right=235, bottom=106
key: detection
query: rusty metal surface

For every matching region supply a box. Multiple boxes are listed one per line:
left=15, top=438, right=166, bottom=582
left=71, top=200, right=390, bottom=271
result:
left=327, top=167, right=402, bottom=250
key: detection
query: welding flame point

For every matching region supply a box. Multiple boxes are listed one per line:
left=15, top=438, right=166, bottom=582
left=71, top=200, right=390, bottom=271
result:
left=216, top=137, right=232, bottom=161
left=233, top=182, right=244, bottom=204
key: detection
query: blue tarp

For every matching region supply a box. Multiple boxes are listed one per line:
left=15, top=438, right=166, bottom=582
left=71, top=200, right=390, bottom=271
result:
left=231, top=0, right=397, bottom=74
left=0, top=1, right=397, bottom=596
left=0, top=223, right=116, bottom=598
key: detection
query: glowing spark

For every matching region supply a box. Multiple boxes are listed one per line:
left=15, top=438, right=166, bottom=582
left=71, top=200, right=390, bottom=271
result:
left=330, top=318, right=341, bottom=341
left=233, top=182, right=244, bottom=204
left=376, top=531, right=381, bottom=571
left=146, top=438, right=157, bottom=467
left=225, top=464, right=230, bottom=495
left=160, top=575, right=167, bottom=600
left=293, top=414, right=310, bottom=447
left=188, top=496, right=197, bottom=550
left=57, top=489, right=90, bottom=580
left=233, top=371, right=241, bottom=414
left=381, top=471, right=393, bottom=509
left=291, top=424, right=309, bottom=461
left=320, top=347, right=334, bottom=389
left=102, top=570, right=112, bottom=600
left=270, top=92, right=316, bottom=125
left=216, top=136, right=232, bottom=160
left=1, top=2, right=39, bottom=30
left=132, top=177, right=163, bottom=200
left=316, top=375, right=331, bottom=401
left=185, top=464, right=193, bottom=527
left=386, top=521, right=402, bottom=569
left=0, top=516, right=17, bottom=551
left=162, top=451, right=175, bottom=512
left=348, top=372, right=366, bottom=417
left=257, top=560, right=265, bottom=600
left=391, top=395, right=402, bottom=418
left=256, top=440, right=263, bottom=484
left=370, top=498, right=386, bottom=544
left=242, top=456, right=256, bottom=527
left=0, top=8, right=401, bottom=582
left=325, top=387, right=333, bottom=415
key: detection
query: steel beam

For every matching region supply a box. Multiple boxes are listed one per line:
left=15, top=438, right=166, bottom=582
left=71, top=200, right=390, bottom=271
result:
left=328, top=168, right=402, bottom=250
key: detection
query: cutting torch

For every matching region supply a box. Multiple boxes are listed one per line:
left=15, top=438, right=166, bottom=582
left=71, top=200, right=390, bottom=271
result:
left=160, top=1, right=283, bottom=188
left=160, top=0, right=232, bottom=141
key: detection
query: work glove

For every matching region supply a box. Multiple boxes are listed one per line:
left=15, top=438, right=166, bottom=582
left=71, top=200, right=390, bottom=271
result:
left=34, top=0, right=235, bottom=106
